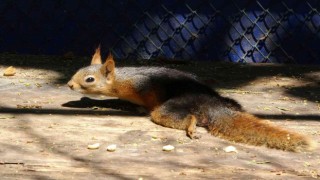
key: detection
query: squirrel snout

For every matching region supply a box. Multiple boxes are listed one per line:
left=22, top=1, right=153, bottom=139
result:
left=67, top=81, right=74, bottom=89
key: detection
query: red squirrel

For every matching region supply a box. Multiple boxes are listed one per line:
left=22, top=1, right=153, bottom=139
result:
left=68, top=47, right=315, bottom=152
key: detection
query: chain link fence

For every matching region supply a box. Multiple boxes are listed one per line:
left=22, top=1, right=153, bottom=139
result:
left=0, top=0, right=319, bottom=64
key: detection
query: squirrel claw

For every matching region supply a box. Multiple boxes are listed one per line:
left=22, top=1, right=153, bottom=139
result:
left=187, top=130, right=201, bottom=139
left=187, top=131, right=201, bottom=139
left=193, top=135, right=201, bottom=139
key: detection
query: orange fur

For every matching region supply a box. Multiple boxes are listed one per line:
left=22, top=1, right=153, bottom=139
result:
left=209, top=112, right=314, bottom=152
left=140, top=90, right=161, bottom=111
left=151, top=108, right=197, bottom=138
left=108, top=79, right=160, bottom=110
left=111, top=80, right=145, bottom=106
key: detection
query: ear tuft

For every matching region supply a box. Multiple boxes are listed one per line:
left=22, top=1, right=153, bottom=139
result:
left=106, top=52, right=114, bottom=62
left=91, top=45, right=102, bottom=65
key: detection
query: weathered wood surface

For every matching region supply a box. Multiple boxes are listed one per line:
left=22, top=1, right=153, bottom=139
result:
left=0, top=59, right=319, bottom=179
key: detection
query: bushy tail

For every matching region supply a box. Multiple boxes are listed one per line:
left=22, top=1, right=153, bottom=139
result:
left=209, top=112, right=315, bottom=152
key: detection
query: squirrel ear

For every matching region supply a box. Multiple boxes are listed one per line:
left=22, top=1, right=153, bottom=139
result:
left=101, top=52, right=115, bottom=83
left=104, top=52, right=115, bottom=72
left=91, top=45, right=102, bottom=65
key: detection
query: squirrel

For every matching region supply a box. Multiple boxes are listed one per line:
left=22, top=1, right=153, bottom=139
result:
left=67, top=47, right=315, bottom=152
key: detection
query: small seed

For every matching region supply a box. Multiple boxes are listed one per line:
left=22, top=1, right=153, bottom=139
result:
left=163, top=145, right=175, bottom=151
left=87, top=143, right=100, bottom=150
left=106, top=144, right=117, bottom=152
left=223, top=146, right=238, bottom=153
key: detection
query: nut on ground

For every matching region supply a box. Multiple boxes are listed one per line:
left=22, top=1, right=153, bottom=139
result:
left=3, top=66, right=16, bottom=76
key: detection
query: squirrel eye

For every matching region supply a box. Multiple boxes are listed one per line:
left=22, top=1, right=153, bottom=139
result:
left=85, top=77, right=95, bottom=83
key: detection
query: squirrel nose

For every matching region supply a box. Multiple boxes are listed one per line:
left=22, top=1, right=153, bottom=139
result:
left=67, top=81, right=74, bottom=89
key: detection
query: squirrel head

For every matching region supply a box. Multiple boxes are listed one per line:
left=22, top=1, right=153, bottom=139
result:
left=67, top=46, right=115, bottom=95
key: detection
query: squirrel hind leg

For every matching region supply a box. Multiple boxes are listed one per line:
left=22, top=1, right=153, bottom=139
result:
left=150, top=105, right=198, bottom=139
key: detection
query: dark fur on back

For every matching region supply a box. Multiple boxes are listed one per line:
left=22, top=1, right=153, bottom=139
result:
left=116, top=67, right=243, bottom=128
left=116, top=67, right=242, bottom=110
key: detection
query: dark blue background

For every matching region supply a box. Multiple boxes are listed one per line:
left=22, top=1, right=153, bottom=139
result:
left=0, top=0, right=319, bottom=64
